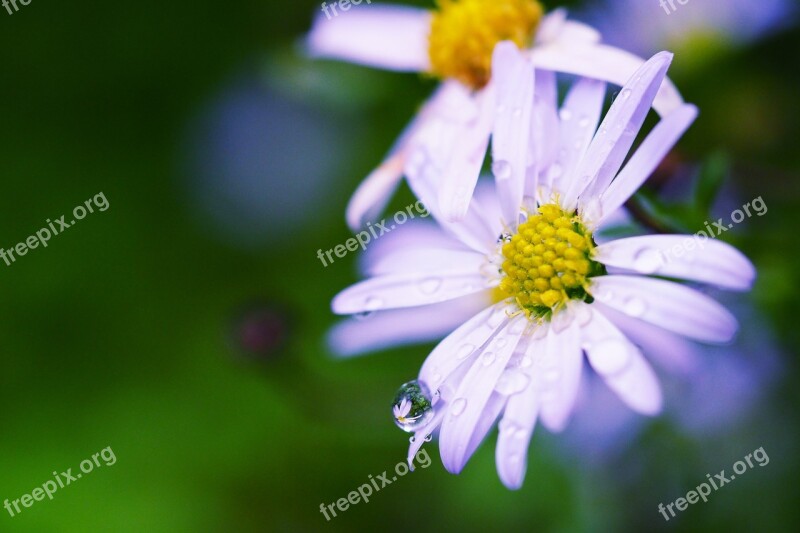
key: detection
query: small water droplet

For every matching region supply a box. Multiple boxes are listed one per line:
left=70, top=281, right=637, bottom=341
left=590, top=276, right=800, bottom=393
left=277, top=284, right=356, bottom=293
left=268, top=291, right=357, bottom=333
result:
left=578, top=115, right=590, bottom=128
left=622, top=296, right=647, bottom=317
left=456, top=343, right=476, bottom=360
left=364, top=296, right=383, bottom=312
left=392, top=380, right=434, bottom=432
left=409, top=436, right=416, bottom=443
left=450, top=398, right=467, bottom=416
left=588, top=339, right=632, bottom=376
left=496, top=370, right=531, bottom=395
left=418, top=277, right=442, bottom=295
left=425, top=434, right=433, bottom=442
left=495, top=337, right=508, bottom=349
left=633, top=248, right=666, bottom=273
left=520, top=356, right=533, bottom=368
left=559, top=109, right=573, bottom=121
left=620, top=89, right=632, bottom=100
left=482, top=352, right=496, bottom=366
left=492, top=160, right=512, bottom=180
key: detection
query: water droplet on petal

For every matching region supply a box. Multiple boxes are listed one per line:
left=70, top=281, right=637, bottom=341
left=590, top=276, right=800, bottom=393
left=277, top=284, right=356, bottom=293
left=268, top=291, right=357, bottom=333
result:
left=492, top=160, right=512, bottom=180
left=496, top=370, right=531, bottom=395
left=578, top=115, right=590, bottom=128
left=418, top=277, right=443, bottom=295
left=633, top=248, right=666, bottom=273
left=482, top=351, right=497, bottom=366
left=456, top=343, right=476, bottom=360
left=520, top=356, right=533, bottom=368
left=559, top=109, right=573, bottom=121
left=392, top=380, right=434, bottom=432
left=450, top=398, right=467, bottom=416
left=622, top=296, right=647, bottom=317
left=425, top=434, right=433, bottom=442
left=364, top=296, right=383, bottom=312
left=588, top=339, right=632, bottom=376
left=620, top=89, right=632, bottom=100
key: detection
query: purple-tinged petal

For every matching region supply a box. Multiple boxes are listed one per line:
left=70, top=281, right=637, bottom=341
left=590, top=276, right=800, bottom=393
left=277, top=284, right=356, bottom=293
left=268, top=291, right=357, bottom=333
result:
left=593, top=234, right=755, bottom=291
left=328, top=292, right=490, bottom=357
left=589, top=275, right=739, bottom=344
left=439, top=316, right=525, bottom=474
left=306, top=5, right=431, bottom=72
left=596, top=104, right=698, bottom=223
left=582, top=307, right=663, bottom=415
left=566, top=52, right=674, bottom=209
left=491, top=42, right=534, bottom=225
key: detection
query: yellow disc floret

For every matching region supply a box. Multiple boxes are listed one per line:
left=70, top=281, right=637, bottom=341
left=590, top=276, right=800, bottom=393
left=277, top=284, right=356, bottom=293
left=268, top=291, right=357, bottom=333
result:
left=428, top=0, right=543, bottom=90
left=495, top=203, right=605, bottom=319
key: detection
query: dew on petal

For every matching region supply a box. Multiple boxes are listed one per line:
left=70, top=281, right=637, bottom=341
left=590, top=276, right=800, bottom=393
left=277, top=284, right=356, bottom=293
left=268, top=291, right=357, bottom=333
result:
left=418, top=277, right=443, bottom=295
left=622, top=296, right=648, bottom=317
left=633, top=247, right=667, bottom=273
left=456, top=343, right=476, bottom=360
left=492, top=160, right=512, bottom=180
left=496, top=370, right=531, bottom=395
left=587, top=339, right=632, bottom=376
left=392, top=380, right=434, bottom=432
left=450, top=398, right=468, bottom=416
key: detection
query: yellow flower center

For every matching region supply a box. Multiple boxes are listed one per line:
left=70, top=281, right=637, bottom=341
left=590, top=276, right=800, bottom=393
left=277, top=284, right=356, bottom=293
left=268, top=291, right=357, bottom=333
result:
left=428, top=0, right=544, bottom=90
left=495, top=203, right=605, bottom=320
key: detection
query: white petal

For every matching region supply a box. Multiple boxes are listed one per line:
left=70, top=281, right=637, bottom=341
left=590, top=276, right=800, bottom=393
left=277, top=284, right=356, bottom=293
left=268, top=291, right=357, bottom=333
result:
left=328, top=292, right=490, bottom=357
left=551, top=78, right=606, bottom=197
left=332, top=270, right=489, bottom=315
left=439, top=316, right=525, bottom=474
left=346, top=151, right=406, bottom=231
left=367, top=245, right=487, bottom=277
left=405, top=83, right=499, bottom=252
left=419, top=302, right=509, bottom=393
left=306, top=5, right=431, bottom=71
left=528, top=69, right=560, bottom=198
left=438, top=84, right=495, bottom=222
left=567, top=52, right=674, bottom=208
left=495, top=337, right=543, bottom=489
left=528, top=44, right=683, bottom=117
left=536, top=316, right=584, bottom=432
left=593, top=302, right=699, bottom=376
left=582, top=307, right=663, bottom=415
left=594, top=234, right=756, bottom=291
left=491, top=42, right=534, bottom=225
left=590, top=275, right=739, bottom=344
left=359, top=219, right=471, bottom=276
left=598, top=104, right=699, bottom=222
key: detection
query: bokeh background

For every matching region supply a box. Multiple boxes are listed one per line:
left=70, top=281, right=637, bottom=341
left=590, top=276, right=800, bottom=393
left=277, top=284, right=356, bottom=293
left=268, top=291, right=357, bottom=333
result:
left=0, top=0, right=798, bottom=531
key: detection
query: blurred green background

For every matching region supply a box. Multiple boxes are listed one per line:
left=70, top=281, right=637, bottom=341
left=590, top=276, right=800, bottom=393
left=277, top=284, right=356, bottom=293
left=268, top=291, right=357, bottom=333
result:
left=0, top=0, right=798, bottom=531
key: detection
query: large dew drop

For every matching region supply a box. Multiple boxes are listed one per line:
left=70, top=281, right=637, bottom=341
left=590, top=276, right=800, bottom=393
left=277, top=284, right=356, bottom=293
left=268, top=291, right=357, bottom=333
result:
left=392, top=380, right=434, bottom=433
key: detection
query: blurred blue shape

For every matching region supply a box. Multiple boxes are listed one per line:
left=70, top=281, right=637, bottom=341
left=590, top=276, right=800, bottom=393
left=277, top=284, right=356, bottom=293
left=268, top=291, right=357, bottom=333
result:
left=581, top=0, right=797, bottom=58
left=183, top=69, right=350, bottom=248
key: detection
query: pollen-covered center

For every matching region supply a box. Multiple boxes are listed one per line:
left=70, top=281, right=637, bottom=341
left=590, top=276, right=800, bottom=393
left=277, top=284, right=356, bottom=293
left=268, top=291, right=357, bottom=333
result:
left=496, top=203, right=605, bottom=319
left=428, top=0, right=543, bottom=90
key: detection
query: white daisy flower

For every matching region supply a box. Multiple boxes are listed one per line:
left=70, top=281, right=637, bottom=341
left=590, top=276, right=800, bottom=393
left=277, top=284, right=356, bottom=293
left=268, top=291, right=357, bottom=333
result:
left=330, top=53, right=756, bottom=489
left=306, top=0, right=685, bottom=230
